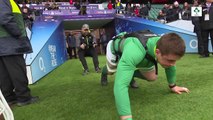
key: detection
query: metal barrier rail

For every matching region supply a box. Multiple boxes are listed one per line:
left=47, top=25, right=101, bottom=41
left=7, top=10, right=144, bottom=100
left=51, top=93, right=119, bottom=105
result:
left=0, top=90, right=14, bottom=120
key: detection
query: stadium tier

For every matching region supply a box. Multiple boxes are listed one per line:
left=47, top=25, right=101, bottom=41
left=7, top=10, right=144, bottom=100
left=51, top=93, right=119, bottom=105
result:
left=25, top=5, right=212, bottom=84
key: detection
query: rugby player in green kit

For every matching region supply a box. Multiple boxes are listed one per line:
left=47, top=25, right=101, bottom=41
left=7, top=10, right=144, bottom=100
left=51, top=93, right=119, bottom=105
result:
left=100, top=30, right=190, bottom=120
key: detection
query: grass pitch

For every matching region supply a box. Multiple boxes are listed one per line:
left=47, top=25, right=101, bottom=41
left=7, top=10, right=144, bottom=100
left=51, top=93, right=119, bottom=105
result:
left=13, top=54, right=213, bottom=120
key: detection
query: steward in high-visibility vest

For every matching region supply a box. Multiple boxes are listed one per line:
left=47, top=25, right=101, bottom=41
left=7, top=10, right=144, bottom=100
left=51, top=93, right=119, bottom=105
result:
left=0, top=0, right=32, bottom=55
left=0, top=0, right=38, bottom=107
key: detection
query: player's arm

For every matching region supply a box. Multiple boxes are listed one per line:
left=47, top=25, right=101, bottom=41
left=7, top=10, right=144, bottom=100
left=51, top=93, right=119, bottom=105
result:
left=165, top=66, right=190, bottom=94
left=114, top=39, right=146, bottom=120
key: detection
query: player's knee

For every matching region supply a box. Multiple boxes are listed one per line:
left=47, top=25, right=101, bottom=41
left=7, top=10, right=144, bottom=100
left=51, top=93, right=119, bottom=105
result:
left=108, top=71, right=114, bottom=75
left=146, top=75, right=157, bottom=81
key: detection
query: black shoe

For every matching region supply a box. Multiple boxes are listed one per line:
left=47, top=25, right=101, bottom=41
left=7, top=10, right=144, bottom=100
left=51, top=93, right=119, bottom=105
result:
left=101, top=73, right=108, bottom=86
left=17, top=96, right=39, bottom=107
left=199, top=54, right=209, bottom=58
left=82, top=69, right=89, bottom=76
left=130, top=80, right=139, bottom=89
left=7, top=100, right=17, bottom=106
left=95, top=67, right=101, bottom=73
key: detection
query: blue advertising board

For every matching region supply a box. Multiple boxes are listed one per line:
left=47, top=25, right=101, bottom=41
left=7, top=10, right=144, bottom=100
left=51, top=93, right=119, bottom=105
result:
left=114, top=16, right=212, bottom=53
left=25, top=19, right=67, bottom=84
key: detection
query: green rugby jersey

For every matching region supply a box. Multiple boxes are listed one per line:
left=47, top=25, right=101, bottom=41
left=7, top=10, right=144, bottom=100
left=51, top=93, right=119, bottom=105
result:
left=112, top=34, right=176, bottom=116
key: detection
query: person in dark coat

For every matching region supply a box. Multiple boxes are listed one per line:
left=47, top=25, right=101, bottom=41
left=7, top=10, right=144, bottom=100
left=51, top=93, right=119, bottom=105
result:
left=67, top=32, right=77, bottom=59
left=139, top=4, right=149, bottom=18
left=0, top=0, right=38, bottom=106
left=100, top=30, right=108, bottom=54
left=199, top=0, right=213, bottom=57
left=191, top=0, right=203, bottom=56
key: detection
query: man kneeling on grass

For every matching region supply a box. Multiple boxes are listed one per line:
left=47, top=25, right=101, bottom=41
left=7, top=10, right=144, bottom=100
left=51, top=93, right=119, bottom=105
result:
left=100, top=30, right=190, bottom=120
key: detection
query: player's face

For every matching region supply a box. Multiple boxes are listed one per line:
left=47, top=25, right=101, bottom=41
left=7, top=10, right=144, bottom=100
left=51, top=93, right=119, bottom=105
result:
left=156, top=49, right=181, bottom=68
left=82, top=29, right=89, bottom=35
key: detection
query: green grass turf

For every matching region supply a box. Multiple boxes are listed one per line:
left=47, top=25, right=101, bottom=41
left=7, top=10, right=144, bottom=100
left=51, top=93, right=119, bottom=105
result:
left=12, top=54, right=213, bottom=120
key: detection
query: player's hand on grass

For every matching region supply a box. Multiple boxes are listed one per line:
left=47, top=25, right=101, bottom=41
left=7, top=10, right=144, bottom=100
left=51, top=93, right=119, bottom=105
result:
left=171, top=86, right=190, bottom=94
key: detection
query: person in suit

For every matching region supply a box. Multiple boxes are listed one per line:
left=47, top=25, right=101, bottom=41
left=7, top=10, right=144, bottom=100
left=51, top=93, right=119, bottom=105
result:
left=199, top=0, right=213, bottom=57
left=191, top=0, right=204, bottom=56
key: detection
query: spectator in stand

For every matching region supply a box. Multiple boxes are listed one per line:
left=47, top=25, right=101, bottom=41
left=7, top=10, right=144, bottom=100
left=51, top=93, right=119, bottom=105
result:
left=157, top=10, right=166, bottom=23
left=79, top=6, right=87, bottom=15
left=166, top=5, right=176, bottom=22
left=107, top=0, right=113, bottom=10
left=139, top=4, right=149, bottom=18
left=181, top=2, right=191, bottom=20
left=21, top=2, right=31, bottom=13
left=50, top=2, right=59, bottom=10
left=147, top=0, right=152, bottom=11
left=161, top=4, right=170, bottom=15
left=22, top=3, right=34, bottom=30
left=69, top=0, right=73, bottom=5
left=132, top=4, right=136, bottom=12
left=133, top=5, right=140, bottom=16
left=125, top=0, right=132, bottom=8
left=173, top=1, right=182, bottom=20
left=74, top=1, right=81, bottom=10
left=125, top=2, right=133, bottom=15
left=30, top=0, right=39, bottom=4
left=44, top=1, right=51, bottom=11
left=114, top=0, right=123, bottom=14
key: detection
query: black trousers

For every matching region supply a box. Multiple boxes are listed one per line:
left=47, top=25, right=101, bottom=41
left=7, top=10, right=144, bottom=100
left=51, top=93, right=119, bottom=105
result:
left=201, top=29, right=213, bottom=55
left=78, top=47, right=99, bottom=70
left=102, top=45, right=107, bottom=54
left=68, top=46, right=77, bottom=59
left=195, top=30, right=204, bottom=55
left=0, top=55, right=31, bottom=102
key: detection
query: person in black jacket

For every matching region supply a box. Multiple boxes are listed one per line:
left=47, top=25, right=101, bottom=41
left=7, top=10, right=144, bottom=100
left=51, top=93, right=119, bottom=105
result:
left=199, top=0, right=213, bottom=57
left=191, top=0, right=203, bottom=56
left=67, top=32, right=77, bottom=59
left=78, top=24, right=101, bottom=75
left=21, top=3, right=34, bottom=30
left=139, top=4, right=149, bottom=18
left=74, top=1, right=81, bottom=10
left=0, top=0, right=38, bottom=106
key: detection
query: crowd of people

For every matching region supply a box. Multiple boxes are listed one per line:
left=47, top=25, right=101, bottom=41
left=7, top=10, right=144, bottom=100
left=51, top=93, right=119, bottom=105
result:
left=106, top=0, right=151, bottom=17
left=157, top=1, right=191, bottom=23
left=105, top=0, right=192, bottom=22
left=16, top=0, right=197, bottom=24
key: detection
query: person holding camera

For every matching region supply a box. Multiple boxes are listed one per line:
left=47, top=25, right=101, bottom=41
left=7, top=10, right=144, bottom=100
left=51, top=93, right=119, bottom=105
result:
left=78, top=24, right=101, bottom=75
